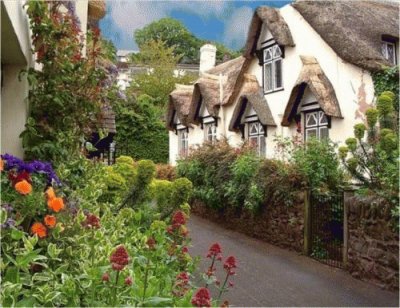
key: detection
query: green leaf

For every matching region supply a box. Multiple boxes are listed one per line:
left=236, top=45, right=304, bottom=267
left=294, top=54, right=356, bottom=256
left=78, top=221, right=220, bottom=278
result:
left=0, top=208, right=7, bottom=224
left=16, top=297, right=37, bottom=307
left=142, top=297, right=172, bottom=306
left=4, top=266, right=20, bottom=283
left=11, top=228, right=25, bottom=240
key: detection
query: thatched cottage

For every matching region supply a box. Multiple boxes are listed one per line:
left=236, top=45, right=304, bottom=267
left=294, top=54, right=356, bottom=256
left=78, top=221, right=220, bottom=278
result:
left=166, top=0, right=399, bottom=164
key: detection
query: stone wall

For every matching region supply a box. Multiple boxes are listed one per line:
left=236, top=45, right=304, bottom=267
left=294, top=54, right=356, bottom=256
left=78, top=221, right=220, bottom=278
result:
left=191, top=192, right=305, bottom=252
left=347, top=195, right=399, bottom=290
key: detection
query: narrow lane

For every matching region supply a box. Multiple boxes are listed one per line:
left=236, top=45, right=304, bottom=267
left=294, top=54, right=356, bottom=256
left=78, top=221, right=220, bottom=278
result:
left=188, top=215, right=398, bottom=307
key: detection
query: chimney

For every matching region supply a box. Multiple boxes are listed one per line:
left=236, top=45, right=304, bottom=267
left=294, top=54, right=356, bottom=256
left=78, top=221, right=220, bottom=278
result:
left=199, top=44, right=217, bottom=74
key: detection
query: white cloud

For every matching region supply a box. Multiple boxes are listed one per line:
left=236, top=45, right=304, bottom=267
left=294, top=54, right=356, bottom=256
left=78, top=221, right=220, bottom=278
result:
left=222, top=6, right=253, bottom=50
left=105, top=0, right=252, bottom=50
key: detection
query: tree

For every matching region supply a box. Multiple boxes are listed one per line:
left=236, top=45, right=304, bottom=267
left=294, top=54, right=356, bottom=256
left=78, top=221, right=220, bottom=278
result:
left=134, top=18, right=200, bottom=63
left=339, top=91, right=398, bottom=204
left=128, top=39, right=197, bottom=108
left=134, top=17, right=240, bottom=63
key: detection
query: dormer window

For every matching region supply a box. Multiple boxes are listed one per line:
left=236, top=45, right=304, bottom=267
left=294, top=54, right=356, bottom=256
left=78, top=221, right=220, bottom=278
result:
left=263, top=44, right=283, bottom=93
left=247, top=122, right=266, bottom=156
left=178, top=129, right=188, bottom=157
left=382, top=40, right=396, bottom=65
left=205, top=122, right=217, bottom=143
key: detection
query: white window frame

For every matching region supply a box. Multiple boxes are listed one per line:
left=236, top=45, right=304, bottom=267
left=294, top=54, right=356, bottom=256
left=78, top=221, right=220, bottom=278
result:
left=178, top=129, right=188, bottom=157
left=247, top=122, right=266, bottom=157
left=263, top=45, right=283, bottom=93
left=204, top=122, right=217, bottom=143
left=381, top=41, right=397, bottom=65
left=304, top=110, right=330, bottom=141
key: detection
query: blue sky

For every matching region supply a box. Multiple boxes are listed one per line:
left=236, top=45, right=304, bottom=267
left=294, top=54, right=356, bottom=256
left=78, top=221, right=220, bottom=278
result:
left=100, top=1, right=291, bottom=51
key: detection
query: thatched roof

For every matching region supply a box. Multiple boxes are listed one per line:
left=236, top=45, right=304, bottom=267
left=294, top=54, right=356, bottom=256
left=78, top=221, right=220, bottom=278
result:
left=229, top=74, right=276, bottom=131
left=281, top=56, right=342, bottom=127
left=166, top=84, right=194, bottom=131
left=188, top=56, right=246, bottom=122
left=293, top=0, right=399, bottom=71
left=243, top=6, right=295, bottom=59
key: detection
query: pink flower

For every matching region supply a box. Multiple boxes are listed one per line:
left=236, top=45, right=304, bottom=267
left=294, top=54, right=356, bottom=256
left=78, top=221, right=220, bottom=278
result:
left=125, top=276, right=133, bottom=286
left=110, top=245, right=129, bottom=271
left=191, top=287, right=211, bottom=307
left=223, top=256, right=237, bottom=275
left=229, top=281, right=234, bottom=287
left=207, top=242, right=222, bottom=258
left=172, top=211, right=186, bottom=226
left=102, top=273, right=110, bottom=282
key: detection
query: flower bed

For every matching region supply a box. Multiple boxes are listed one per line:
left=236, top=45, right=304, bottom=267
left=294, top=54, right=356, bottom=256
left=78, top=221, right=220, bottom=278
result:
left=1, top=154, right=238, bottom=307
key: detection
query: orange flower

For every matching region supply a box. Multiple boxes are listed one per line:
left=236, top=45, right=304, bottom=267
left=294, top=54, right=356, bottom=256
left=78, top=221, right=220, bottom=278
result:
left=0, top=158, right=4, bottom=171
left=45, top=186, right=56, bottom=200
left=44, top=215, right=56, bottom=228
left=48, top=197, right=64, bottom=212
left=15, top=180, right=32, bottom=195
left=31, top=222, right=47, bottom=238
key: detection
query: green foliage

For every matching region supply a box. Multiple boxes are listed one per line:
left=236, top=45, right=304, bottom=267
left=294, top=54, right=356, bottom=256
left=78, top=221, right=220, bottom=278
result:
left=340, top=90, right=399, bottom=208
left=114, top=94, right=169, bottom=163
left=177, top=141, right=307, bottom=213
left=156, top=164, right=176, bottom=181
left=354, top=123, right=366, bottom=140
left=292, top=139, right=344, bottom=196
left=372, top=66, right=399, bottom=112
left=128, top=40, right=196, bottom=107
left=171, top=178, right=193, bottom=208
left=225, top=153, right=262, bottom=211
left=134, top=17, right=240, bottom=64
left=20, top=1, right=106, bottom=164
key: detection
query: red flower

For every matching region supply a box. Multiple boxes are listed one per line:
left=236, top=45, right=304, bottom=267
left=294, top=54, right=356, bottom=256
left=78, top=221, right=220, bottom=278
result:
left=125, top=276, right=133, bottom=286
left=191, top=287, right=211, bottom=307
left=110, top=245, right=129, bottom=271
left=8, top=170, right=31, bottom=186
left=102, top=273, right=110, bottom=282
left=82, top=214, right=100, bottom=229
left=182, top=246, right=189, bottom=254
left=223, top=256, right=237, bottom=275
left=207, top=242, right=222, bottom=258
left=172, top=211, right=186, bottom=226
left=229, top=281, right=234, bottom=287
left=176, top=272, right=189, bottom=282
left=146, top=237, right=156, bottom=250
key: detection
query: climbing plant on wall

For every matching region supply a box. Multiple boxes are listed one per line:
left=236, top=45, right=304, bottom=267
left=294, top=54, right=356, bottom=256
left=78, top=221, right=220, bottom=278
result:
left=20, top=1, right=106, bottom=164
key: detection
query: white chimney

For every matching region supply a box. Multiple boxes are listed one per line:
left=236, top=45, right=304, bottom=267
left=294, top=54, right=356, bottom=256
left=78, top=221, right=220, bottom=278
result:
left=199, top=44, right=217, bottom=74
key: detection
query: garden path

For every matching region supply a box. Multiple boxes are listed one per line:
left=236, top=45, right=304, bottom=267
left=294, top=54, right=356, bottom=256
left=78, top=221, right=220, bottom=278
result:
left=188, top=215, right=399, bottom=307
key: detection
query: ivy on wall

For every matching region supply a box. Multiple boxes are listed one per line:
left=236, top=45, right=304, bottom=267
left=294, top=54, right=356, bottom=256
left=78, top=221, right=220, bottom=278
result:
left=372, top=66, right=399, bottom=111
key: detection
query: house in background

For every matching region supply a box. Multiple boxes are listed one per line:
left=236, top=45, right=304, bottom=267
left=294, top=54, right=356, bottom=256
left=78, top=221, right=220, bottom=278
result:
left=1, top=0, right=106, bottom=158
left=166, top=0, right=399, bottom=165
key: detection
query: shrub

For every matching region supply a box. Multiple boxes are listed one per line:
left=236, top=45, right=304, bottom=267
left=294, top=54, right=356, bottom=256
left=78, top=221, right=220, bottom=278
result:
left=340, top=91, right=398, bottom=207
left=149, top=179, right=174, bottom=210
left=291, top=139, right=344, bottom=196
left=156, top=163, right=176, bottom=181
left=171, top=177, right=193, bottom=208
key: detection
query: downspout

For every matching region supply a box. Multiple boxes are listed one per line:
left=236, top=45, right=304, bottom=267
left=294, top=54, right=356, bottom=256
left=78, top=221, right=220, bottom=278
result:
left=219, top=73, right=226, bottom=137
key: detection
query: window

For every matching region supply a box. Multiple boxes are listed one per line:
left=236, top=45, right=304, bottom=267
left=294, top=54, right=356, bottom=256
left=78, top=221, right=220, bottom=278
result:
left=247, top=122, right=266, bottom=156
left=263, top=45, right=283, bottom=93
left=304, top=111, right=329, bottom=141
left=204, top=122, right=217, bottom=143
left=178, top=129, right=188, bottom=157
left=382, top=41, right=396, bottom=65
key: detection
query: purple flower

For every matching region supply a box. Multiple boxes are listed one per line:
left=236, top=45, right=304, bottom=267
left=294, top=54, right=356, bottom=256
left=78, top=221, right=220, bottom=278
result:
left=117, top=90, right=127, bottom=101
left=1, top=218, right=16, bottom=229
left=1, top=204, right=13, bottom=213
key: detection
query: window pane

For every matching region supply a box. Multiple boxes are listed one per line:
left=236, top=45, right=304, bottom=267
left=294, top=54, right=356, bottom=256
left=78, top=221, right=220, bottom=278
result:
left=259, top=123, right=264, bottom=134
left=319, top=127, right=329, bottom=140
left=264, top=48, right=272, bottom=61
left=274, top=59, right=282, bottom=88
left=387, top=44, right=396, bottom=64
left=264, top=63, right=273, bottom=91
left=249, top=123, right=258, bottom=135
left=305, top=128, right=317, bottom=141
left=306, top=113, right=317, bottom=127
left=319, top=112, right=328, bottom=125
left=382, top=43, right=388, bottom=58
left=249, top=136, right=258, bottom=148
left=259, top=136, right=266, bottom=156
left=273, top=45, right=282, bottom=58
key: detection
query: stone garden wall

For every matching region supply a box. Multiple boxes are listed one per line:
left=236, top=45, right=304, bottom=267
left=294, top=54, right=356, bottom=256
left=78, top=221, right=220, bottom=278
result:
left=191, top=192, right=305, bottom=252
left=347, top=195, right=399, bottom=290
